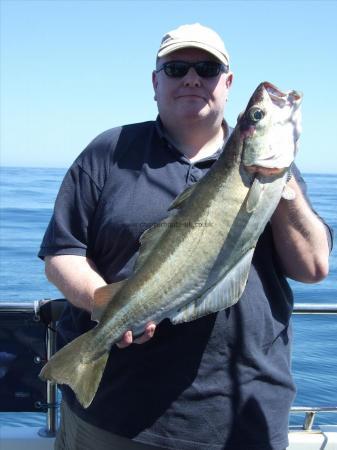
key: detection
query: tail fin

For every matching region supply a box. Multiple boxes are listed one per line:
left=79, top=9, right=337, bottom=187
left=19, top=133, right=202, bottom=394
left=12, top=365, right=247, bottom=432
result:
left=39, top=329, right=109, bottom=408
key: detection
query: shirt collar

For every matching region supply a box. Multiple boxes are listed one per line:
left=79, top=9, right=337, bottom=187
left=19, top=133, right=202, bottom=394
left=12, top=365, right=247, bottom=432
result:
left=155, top=116, right=232, bottom=163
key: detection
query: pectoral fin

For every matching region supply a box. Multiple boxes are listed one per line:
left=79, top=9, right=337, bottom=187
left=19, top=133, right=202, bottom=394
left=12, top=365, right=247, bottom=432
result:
left=281, top=185, right=296, bottom=200
left=170, top=248, right=254, bottom=324
left=246, top=178, right=264, bottom=213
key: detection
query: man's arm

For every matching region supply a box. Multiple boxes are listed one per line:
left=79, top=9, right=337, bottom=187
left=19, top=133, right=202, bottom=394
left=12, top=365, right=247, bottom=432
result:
left=45, top=255, right=155, bottom=347
left=270, top=176, right=330, bottom=283
left=45, top=255, right=107, bottom=312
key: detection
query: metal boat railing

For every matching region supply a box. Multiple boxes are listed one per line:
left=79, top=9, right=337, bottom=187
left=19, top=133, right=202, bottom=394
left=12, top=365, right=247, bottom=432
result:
left=37, top=309, right=58, bottom=437
left=290, top=406, right=337, bottom=431
left=0, top=299, right=336, bottom=437
left=0, top=299, right=63, bottom=437
left=292, top=303, right=337, bottom=315
left=291, top=303, right=337, bottom=431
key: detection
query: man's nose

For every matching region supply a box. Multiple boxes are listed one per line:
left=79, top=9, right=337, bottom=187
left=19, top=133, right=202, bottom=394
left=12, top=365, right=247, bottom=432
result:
left=183, top=68, right=201, bottom=87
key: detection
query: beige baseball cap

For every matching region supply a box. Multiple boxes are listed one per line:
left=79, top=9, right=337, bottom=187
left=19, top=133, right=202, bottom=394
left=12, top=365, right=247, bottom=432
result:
left=157, top=23, right=230, bottom=67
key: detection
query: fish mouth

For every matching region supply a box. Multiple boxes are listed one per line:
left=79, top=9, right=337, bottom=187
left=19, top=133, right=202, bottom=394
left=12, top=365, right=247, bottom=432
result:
left=243, top=81, right=302, bottom=117
left=244, top=165, right=286, bottom=176
left=262, top=81, right=302, bottom=106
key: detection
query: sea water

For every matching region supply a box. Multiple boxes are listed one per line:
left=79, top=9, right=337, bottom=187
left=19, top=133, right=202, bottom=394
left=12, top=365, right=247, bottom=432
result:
left=0, top=167, right=336, bottom=428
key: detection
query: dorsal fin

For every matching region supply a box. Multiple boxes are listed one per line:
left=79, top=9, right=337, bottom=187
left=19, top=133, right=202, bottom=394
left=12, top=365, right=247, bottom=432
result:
left=133, top=211, right=178, bottom=273
left=134, top=184, right=196, bottom=273
left=168, top=183, right=197, bottom=211
left=92, top=280, right=127, bottom=322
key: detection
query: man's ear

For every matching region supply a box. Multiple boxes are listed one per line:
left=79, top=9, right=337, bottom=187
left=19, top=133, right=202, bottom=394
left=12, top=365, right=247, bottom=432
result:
left=152, top=70, right=158, bottom=101
left=226, top=72, right=233, bottom=88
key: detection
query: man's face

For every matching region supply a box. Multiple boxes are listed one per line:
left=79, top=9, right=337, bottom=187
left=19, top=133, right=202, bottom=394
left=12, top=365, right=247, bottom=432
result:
left=152, top=48, right=233, bottom=127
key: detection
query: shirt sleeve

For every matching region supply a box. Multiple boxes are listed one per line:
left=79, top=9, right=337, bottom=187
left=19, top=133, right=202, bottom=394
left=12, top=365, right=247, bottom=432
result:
left=38, top=162, right=102, bottom=259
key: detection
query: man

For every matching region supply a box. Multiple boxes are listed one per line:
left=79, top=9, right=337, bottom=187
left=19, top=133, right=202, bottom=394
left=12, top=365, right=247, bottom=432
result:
left=39, top=23, right=331, bottom=450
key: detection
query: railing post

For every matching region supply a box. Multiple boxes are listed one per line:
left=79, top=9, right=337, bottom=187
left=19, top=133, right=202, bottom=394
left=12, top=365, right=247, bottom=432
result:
left=303, top=411, right=316, bottom=430
left=38, top=318, right=58, bottom=437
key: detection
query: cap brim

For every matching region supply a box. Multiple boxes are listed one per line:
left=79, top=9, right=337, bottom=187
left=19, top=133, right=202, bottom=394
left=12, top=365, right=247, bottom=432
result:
left=157, top=42, right=229, bottom=66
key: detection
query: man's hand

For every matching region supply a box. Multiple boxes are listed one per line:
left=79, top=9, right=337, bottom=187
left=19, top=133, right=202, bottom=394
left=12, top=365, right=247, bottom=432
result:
left=116, top=322, right=156, bottom=348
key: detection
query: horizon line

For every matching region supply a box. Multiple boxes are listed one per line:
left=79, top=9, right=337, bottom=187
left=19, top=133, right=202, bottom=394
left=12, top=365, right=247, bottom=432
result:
left=1, top=165, right=337, bottom=176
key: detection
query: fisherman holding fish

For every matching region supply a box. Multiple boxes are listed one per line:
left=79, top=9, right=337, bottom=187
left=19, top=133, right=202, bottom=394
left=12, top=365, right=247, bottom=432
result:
left=39, top=23, right=332, bottom=450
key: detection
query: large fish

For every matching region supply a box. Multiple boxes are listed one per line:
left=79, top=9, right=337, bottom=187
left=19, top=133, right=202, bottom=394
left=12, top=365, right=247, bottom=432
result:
left=40, top=81, right=302, bottom=408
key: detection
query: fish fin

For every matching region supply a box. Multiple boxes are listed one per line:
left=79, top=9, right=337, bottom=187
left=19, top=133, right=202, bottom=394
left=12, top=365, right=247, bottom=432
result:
left=281, top=185, right=296, bottom=200
left=246, top=178, right=264, bottom=213
left=170, top=249, right=254, bottom=324
left=168, top=183, right=197, bottom=211
left=134, top=183, right=196, bottom=272
left=93, top=280, right=127, bottom=322
left=39, top=329, right=109, bottom=408
left=134, top=212, right=178, bottom=272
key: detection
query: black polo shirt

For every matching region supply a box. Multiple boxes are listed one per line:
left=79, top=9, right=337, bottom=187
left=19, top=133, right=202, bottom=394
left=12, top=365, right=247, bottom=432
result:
left=39, top=119, right=298, bottom=450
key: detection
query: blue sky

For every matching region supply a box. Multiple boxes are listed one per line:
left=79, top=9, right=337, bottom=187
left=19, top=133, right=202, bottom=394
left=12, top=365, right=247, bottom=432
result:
left=1, top=0, right=336, bottom=172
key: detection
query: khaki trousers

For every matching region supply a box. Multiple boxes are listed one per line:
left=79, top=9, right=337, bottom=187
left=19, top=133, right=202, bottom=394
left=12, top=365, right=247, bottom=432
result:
left=55, top=401, right=166, bottom=450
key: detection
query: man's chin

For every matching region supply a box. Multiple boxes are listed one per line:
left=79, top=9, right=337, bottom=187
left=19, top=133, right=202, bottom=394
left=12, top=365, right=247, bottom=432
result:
left=176, top=106, right=210, bottom=121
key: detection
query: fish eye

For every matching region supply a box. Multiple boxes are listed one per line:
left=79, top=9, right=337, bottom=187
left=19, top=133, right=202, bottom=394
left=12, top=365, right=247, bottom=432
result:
left=248, top=107, right=264, bottom=123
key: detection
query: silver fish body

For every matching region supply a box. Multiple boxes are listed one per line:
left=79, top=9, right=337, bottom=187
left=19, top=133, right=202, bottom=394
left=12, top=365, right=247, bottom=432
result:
left=40, top=81, right=302, bottom=407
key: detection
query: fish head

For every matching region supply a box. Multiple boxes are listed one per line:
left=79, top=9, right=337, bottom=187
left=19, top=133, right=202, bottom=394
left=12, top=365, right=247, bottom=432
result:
left=238, top=82, right=302, bottom=176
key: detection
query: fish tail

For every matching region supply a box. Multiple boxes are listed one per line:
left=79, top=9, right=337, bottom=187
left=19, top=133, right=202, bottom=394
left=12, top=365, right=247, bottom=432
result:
left=39, top=328, right=109, bottom=408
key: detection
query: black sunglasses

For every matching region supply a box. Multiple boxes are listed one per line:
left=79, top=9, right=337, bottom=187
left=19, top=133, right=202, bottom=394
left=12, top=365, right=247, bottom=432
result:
left=156, top=61, right=229, bottom=78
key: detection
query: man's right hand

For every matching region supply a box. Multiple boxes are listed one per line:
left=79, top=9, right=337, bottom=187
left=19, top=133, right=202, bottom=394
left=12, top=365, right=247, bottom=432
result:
left=116, top=322, right=156, bottom=348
